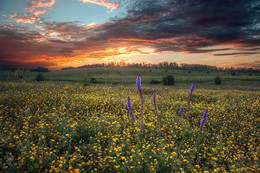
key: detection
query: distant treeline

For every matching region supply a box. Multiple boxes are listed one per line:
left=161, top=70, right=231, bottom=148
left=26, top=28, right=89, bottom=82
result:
left=0, top=62, right=258, bottom=72
left=62, top=62, right=259, bottom=72
left=0, top=67, right=49, bottom=72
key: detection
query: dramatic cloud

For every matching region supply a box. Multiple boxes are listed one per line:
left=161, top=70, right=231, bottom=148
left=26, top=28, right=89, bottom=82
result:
left=0, top=0, right=259, bottom=68
left=10, top=14, right=40, bottom=24
left=8, top=0, right=56, bottom=25
left=80, top=0, right=120, bottom=11
left=25, top=0, right=56, bottom=14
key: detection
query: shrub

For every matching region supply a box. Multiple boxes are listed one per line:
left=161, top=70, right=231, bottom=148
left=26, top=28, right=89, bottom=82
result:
left=215, top=76, right=221, bottom=85
left=162, top=75, right=174, bottom=85
left=150, top=79, right=160, bottom=84
left=35, top=74, right=44, bottom=81
left=90, top=77, right=97, bottom=83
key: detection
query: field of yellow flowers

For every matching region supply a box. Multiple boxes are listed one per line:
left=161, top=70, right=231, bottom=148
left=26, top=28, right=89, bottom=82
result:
left=0, top=81, right=259, bottom=172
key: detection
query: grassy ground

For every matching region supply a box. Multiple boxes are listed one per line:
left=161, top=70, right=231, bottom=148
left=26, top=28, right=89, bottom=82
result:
left=0, top=82, right=259, bottom=172
left=0, top=67, right=260, bottom=90
left=0, top=67, right=259, bottom=172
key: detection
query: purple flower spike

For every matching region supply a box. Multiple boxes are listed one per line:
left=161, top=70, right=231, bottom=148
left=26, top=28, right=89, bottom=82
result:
left=152, top=88, right=156, bottom=104
left=127, top=96, right=132, bottom=110
left=187, top=81, right=196, bottom=120
left=200, top=109, right=209, bottom=133
left=127, top=96, right=135, bottom=121
left=136, top=73, right=142, bottom=90
left=203, top=109, right=208, bottom=120
left=136, top=73, right=143, bottom=127
left=152, top=88, right=159, bottom=126
left=178, top=106, right=184, bottom=116
left=190, top=82, right=196, bottom=95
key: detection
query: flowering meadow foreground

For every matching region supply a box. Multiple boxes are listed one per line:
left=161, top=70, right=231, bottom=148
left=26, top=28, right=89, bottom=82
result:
left=0, top=77, right=259, bottom=172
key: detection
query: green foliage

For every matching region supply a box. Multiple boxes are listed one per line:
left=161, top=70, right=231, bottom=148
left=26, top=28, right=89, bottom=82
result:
left=162, top=75, right=175, bottom=85
left=215, top=76, right=221, bottom=85
left=35, top=73, right=44, bottom=81
left=150, top=79, right=161, bottom=84
left=90, top=77, right=97, bottom=83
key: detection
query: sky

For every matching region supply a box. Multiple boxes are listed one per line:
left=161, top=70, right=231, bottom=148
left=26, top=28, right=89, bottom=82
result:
left=0, top=0, right=260, bottom=69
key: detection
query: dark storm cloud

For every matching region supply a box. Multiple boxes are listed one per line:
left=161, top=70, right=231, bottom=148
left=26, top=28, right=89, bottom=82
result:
left=0, top=59, right=57, bottom=69
left=99, top=0, right=260, bottom=50
left=0, top=0, right=259, bottom=68
left=214, top=52, right=260, bottom=56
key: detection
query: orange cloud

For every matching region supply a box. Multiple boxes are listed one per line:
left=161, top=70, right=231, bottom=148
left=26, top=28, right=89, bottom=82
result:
left=109, top=38, right=160, bottom=43
left=13, top=14, right=39, bottom=24
left=25, top=0, right=56, bottom=12
left=23, top=0, right=55, bottom=18
left=9, top=13, right=18, bottom=19
left=9, top=0, right=55, bottom=24
left=80, top=0, right=119, bottom=11
left=33, top=9, right=47, bottom=16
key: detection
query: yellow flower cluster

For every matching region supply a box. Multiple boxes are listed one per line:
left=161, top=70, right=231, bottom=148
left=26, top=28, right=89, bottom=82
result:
left=0, top=82, right=259, bottom=172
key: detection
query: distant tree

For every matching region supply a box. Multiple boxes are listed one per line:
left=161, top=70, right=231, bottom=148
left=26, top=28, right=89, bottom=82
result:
left=150, top=79, right=160, bottom=84
left=215, top=76, right=221, bottom=85
left=36, top=74, right=44, bottom=81
left=90, top=77, right=97, bottom=83
left=163, top=61, right=169, bottom=68
left=162, top=75, right=174, bottom=85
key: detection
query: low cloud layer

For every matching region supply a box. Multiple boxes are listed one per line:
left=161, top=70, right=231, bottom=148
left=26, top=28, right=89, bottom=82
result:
left=0, top=0, right=259, bottom=68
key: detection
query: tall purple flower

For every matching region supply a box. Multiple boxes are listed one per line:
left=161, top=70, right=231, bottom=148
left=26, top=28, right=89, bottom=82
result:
left=187, top=82, right=196, bottom=120
left=190, top=82, right=196, bottom=95
left=127, top=96, right=135, bottom=121
left=136, top=73, right=142, bottom=90
left=178, top=106, right=184, bottom=116
left=152, top=88, right=156, bottom=104
left=136, top=73, right=143, bottom=127
left=152, top=88, right=159, bottom=126
left=200, top=109, right=208, bottom=133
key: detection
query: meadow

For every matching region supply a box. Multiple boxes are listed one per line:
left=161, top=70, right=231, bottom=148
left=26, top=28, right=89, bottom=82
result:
left=0, top=67, right=259, bottom=172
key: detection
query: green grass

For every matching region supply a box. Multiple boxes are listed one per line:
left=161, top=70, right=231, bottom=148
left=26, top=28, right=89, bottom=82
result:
left=1, top=67, right=259, bottom=90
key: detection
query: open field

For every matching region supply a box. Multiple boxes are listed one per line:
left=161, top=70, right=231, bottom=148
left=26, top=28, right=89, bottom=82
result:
left=0, top=68, right=259, bottom=172
left=1, top=67, right=260, bottom=90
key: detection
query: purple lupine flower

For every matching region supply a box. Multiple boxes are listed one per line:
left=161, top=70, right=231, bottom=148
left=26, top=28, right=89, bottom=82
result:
left=136, top=73, right=144, bottom=127
left=152, top=88, right=156, bottom=104
left=152, top=88, right=159, bottom=126
left=127, top=96, right=135, bottom=121
left=200, top=109, right=208, bottom=133
left=178, top=106, right=184, bottom=116
left=190, top=82, right=196, bottom=95
left=187, top=81, right=196, bottom=120
left=127, top=96, right=132, bottom=110
left=136, top=73, right=142, bottom=90
left=203, top=109, right=208, bottom=120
